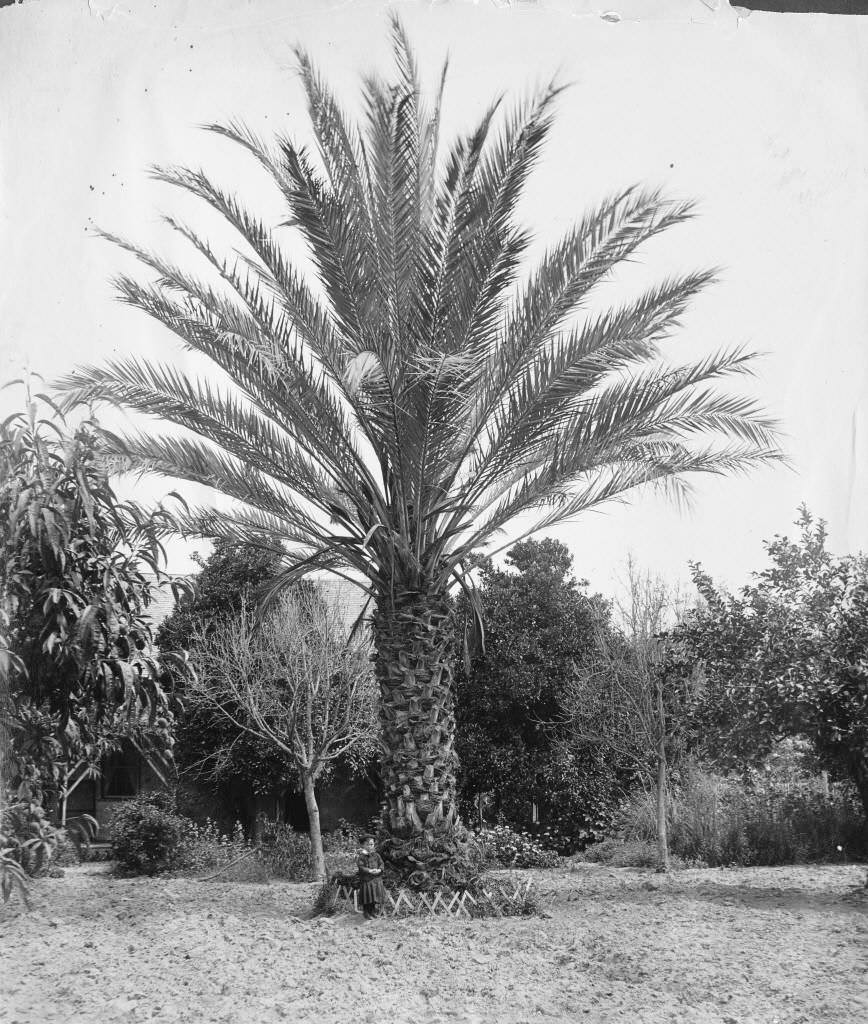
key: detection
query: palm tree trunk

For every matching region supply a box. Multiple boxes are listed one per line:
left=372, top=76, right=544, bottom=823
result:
left=301, top=770, right=326, bottom=881
left=372, top=588, right=467, bottom=885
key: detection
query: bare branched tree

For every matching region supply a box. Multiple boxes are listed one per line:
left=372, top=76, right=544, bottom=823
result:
left=562, top=558, right=695, bottom=870
left=188, top=587, right=377, bottom=878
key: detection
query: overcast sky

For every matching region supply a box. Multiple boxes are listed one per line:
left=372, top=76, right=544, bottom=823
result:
left=2, top=0, right=867, bottom=599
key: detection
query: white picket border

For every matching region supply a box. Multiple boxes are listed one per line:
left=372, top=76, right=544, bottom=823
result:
left=329, top=878, right=532, bottom=918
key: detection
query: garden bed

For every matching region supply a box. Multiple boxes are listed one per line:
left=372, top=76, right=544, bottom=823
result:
left=1, top=863, right=865, bottom=1023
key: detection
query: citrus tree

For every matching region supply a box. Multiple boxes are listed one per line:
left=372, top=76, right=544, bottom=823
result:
left=454, top=539, right=622, bottom=848
left=57, top=18, right=781, bottom=883
left=671, top=508, right=868, bottom=822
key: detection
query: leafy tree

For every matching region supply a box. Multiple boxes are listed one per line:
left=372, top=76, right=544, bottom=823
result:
left=455, top=539, right=622, bottom=846
left=0, top=394, right=187, bottom=826
left=57, top=19, right=781, bottom=881
left=155, top=538, right=280, bottom=652
left=188, top=589, right=377, bottom=878
left=671, top=508, right=868, bottom=821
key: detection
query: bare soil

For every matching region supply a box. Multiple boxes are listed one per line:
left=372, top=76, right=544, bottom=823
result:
left=1, top=862, right=866, bottom=1024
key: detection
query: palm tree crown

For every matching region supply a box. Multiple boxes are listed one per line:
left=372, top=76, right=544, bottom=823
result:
left=58, top=18, right=781, bottom=882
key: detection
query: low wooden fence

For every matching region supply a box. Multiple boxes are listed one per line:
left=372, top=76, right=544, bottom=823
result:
left=330, top=878, right=533, bottom=918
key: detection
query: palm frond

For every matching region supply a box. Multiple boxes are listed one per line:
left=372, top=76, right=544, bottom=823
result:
left=54, top=17, right=783, bottom=598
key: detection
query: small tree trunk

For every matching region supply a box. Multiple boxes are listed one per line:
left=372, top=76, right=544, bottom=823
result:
left=301, top=771, right=326, bottom=881
left=655, top=740, right=670, bottom=872
left=60, top=766, right=70, bottom=827
left=655, top=678, right=670, bottom=873
left=252, top=792, right=269, bottom=844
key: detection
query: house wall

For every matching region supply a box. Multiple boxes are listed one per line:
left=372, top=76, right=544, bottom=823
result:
left=285, top=775, right=381, bottom=833
left=61, top=754, right=169, bottom=840
left=93, top=758, right=166, bottom=838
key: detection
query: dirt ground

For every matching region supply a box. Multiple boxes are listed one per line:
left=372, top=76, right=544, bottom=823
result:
left=1, top=862, right=866, bottom=1024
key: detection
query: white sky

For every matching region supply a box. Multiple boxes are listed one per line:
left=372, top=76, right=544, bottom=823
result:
left=2, top=0, right=867, bottom=599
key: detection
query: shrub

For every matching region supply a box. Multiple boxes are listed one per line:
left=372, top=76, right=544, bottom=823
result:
left=176, top=818, right=370, bottom=883
left=52, top=829, right=82, bottom=868
left=575, top=837, right=697, bottom=868
left=1, top=849, right=30, bottom=906
left=477, top=824, right=560, bottom=869
left=322, top=825, right=360, bottom=878
left=1, top=795, right=60, bottom=877
left=177, top=817, right=249, bottom=873
left=110, top=791, right=189, bottom=875
left=612, top=767, right=866, bottom=868
left=262, top=823, right=314, bottom=881
left=473, top=882, right=541, bottom=918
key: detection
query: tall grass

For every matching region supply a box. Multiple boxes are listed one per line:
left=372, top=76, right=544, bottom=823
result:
left=613, top=767, right=865, bottom=867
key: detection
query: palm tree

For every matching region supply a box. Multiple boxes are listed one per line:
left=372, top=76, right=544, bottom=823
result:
left=58, top=18, right=781, bottom=885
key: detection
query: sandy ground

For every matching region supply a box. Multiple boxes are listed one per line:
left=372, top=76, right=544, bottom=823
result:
left=0, top=863, right=866, bottom=1024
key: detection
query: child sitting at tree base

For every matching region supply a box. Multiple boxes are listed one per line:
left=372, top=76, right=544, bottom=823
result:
left=356, top=834, right=385, bottom=919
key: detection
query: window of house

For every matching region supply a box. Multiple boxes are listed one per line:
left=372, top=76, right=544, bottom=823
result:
left=101, top=748, right=141, bottom=799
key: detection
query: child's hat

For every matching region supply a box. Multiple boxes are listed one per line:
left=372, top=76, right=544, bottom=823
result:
left=360, top=833, right=376, bottom=843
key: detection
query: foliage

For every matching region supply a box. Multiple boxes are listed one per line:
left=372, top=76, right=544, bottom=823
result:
left=110, top=791, right=189, bottom=875
left=156, top=538, right=280, bottom=652
left=52, top=828, right=83, bottom=867
left=476, top=824, right=560, bottom=869
left=0, top=784, right=99, bottom=903
left=0, top=393, right=189, bottom=821
left=456, top=540, right=623, bottom=847
left=0, top=848, right=30, bottom=906
left=574, top=838, right=667, bottom=869
left=666, top=769, right=864, bottom=867
left=56, top=17, right=780, bottom=873
left=586, top=763, right=865, bottom=868
left=466, top=877, right=542, bottom=918
left=176, top=817, right=360, bottom=882
left=177, top=817, right=249, bottom=872
left=669, top=507, right=868, bottom=818
left=263, top=824, right=316, bottom=880
left=1, top=794, right=60, bottom=877
left=321, top=823, right=365, bottom=877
